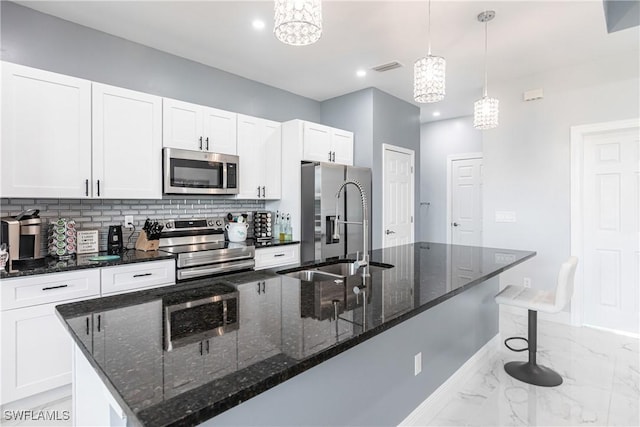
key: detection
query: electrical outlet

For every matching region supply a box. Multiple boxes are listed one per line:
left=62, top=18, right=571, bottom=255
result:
left=414, top=352, right=422, bottom=376
left=124, top=215, right=134, bottom=229
left=524, top=277, right=532, bottom=288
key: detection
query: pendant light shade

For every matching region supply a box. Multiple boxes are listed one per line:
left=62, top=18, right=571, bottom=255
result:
left=474, top=10, right=498, bottom=129
left=274, top=0, right=322, bottom=46
left=414, top=0, right=446, bottom=103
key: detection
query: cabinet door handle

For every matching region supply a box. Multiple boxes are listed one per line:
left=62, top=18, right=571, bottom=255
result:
left=97, top=314, right=102, bottom=332
left=85, top=179, right=89, bottom=197
left=274, top=253, right=285, bottom=257
left=86, top=317, right=90, bottom=335
left=257, top=186, right=261, bottom=197
left=42, top=284, right=68, bottom=291
left=133, top=273, right=152, bottom=278
left=328, top=151, right=332, bottom=161
left=97, top=180, right=101, bottom=197
left=205, top=340, right=210, bottom=354
left=257, top=282, right=261, bottom=294
left=199, top=341, right=203, bottom=356
left=199, top=136, right=203, bottom=150
left=205, top=137, right=209, bottom=151
left=262, top=281, right=266, bottom=293
left=262, top=186, right=265, bottom=198
left=332, top=151, right=336, bottom=162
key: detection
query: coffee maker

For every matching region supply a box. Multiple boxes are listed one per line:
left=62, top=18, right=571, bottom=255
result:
left=0, top=209, right=43, bottom=271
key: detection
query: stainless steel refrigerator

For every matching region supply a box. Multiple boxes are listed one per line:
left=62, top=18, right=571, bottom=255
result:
left=300, top=162, right=372, bottom=263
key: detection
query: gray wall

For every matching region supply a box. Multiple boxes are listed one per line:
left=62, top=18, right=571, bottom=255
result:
left=483, top=52, right=639, bottom=306
left=420, top=116, right=482, bottom=243
left=0, top=1, right=321, bottom=123
left=372, top=89, right=421, bottom=250
left=321, top=88, right=421, bottom=250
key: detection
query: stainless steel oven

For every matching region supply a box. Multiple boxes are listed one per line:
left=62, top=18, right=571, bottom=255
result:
left=163, top=286, right=239, bottom=351
left=163, top=148, right=239, bottom=195
left=158, top=217, right=255, bottom=281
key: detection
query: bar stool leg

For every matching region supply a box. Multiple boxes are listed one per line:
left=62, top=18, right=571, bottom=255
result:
left=504, top=310, right=563, bottom=387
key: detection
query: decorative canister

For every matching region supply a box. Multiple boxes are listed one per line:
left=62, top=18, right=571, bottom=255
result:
left=225, top=222, right=248, bottom=242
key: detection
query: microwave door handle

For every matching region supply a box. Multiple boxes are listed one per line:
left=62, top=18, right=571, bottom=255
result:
left=222, top=162, right=227, bottom=190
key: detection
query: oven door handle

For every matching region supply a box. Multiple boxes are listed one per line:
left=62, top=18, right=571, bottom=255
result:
left=177, top=259, right=256, bottom=280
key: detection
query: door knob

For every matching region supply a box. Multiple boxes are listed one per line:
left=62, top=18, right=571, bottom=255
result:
left=452, top=222, right=459, bottom=227
left=385, top=229, right=395, bottom=235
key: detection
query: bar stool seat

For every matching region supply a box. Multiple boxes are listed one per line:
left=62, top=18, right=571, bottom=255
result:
left=495, top=256, right=579, bottom=387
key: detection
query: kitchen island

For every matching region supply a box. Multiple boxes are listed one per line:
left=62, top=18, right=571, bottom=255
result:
left=56, top=242, right=535, bottom=427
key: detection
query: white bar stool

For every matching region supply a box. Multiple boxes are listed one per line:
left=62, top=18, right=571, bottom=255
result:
left=495, top=256, right=579, bottom=387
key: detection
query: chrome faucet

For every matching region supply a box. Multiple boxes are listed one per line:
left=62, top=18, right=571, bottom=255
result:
left=332, top=180, right=368, bottom=269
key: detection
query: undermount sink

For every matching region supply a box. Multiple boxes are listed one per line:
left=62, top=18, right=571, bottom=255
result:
left=283, top=270, right=346, bottom=283
left=278, top=260, right=393, bottom=282
left=314, top=261, right=392, bottom=276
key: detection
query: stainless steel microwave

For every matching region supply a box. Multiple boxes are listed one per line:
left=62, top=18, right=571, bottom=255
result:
left=163, top=148, right=239, bottom=195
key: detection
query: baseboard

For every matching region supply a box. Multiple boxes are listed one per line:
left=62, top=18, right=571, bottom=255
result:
left=500, top=305, right=573, bottom=326
left=1, top=385, right=71, bottom=413
left=583, top=323, right=640, bottom=339
left=398, top=334, right=500, bottom=427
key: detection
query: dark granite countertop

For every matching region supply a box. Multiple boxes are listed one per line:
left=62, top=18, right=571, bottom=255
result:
left=0, top=249, right=176, bottom=279
left=251, top=239, right=300, bottom=248
left=56, top=242, right=535, bottom=427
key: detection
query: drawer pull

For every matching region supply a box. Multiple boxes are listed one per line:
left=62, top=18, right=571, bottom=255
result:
left=42, top=284, right=68, bottom=291
left=274, top=253, right=286, bottom=257
left=133, top=273, right=152, bottom=278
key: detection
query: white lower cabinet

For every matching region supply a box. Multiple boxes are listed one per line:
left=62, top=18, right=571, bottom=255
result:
left=0, top=259, right=175, bottom=406
left=254, top=244, right=300, bottom=270
left=1, top=298, right=89, bottom=404
left=237, top=278, right=282, bottom=369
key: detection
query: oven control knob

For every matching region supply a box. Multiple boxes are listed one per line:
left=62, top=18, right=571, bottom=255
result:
left=207, top=220, right=214, bottom=226
left=165, top=222, right=173, bottom=229
left=215, top=219, right=223, bottom=227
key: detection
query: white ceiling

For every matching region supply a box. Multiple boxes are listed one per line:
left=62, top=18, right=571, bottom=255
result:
left=16, top=1, right=640, bottom=123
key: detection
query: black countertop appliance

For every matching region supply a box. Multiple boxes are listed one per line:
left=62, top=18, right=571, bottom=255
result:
left=107, top=225, right=123, bottom=255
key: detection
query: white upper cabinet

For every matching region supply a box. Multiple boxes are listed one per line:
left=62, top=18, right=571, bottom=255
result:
left=92, top=83, right=162, bottom=199
left=302, top=121, right=353, bottom=165
left=236, top=114, right=281, bottom=200
left=1, top=62, right=92, bottom=198
left=163, top=98, right=237, bottom=155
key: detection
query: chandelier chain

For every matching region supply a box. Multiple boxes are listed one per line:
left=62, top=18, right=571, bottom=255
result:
left=427, top=0, right=432, bottom=55
left=483, top=14, right=488, bottom=97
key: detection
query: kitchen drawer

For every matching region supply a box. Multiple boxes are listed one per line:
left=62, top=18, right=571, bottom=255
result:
left=1, top=270, right=100, bottom=311
left=254, top=244, right=300, bottom=270
left=101, top=260, right=175, bottom=296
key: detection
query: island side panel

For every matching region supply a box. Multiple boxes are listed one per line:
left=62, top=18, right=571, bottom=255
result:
left=205, top=276, right=499, bottom=427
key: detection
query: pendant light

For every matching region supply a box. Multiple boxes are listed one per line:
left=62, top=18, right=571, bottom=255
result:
left=473, top=10, right=499, bottom=129
left=274, top=0, right=322, bottom=46
left=414, top=0, right=446, bottom=103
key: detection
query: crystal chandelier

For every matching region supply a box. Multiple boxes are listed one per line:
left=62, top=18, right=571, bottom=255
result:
left=274, top=0, right=322, bottom=46
left=473, top=10, right=499, bottom=130
left=414, top=0, right=446, bottom=103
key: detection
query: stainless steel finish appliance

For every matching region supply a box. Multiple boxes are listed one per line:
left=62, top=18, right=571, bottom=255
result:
left=163, top=148, right=239, bottom=195
left=163, top=286, right=239, bottom=351
left=300, top=162, right=372, bottom=263
left=0, top=209, right=43, bottom=271
left=158, top=217, right=255, bottom=281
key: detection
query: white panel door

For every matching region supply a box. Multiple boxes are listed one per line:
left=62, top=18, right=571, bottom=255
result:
left=583, top=127, right=639, bottom=334
left=303, top=122, right=332, bottom=163
left=203, top=107, right=237, bottom=155
left=383, top=146, right=414, bottom=248
left=451, top=158, right=483, bottom=246
left=1, top=62, right=92, bottom=198
left=92, top=83, right=162, bottom=199
left=162, top=98, right=203, bottom=151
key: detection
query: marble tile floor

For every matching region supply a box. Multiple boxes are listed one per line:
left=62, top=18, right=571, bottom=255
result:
left=3, top=312, right=637, bottom=427
left=406, top=310, right=640, bottom=427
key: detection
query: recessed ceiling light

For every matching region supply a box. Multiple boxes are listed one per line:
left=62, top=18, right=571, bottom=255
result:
left=433, top=111, right=441, bottom=117
left=356, top=70, right=366, bottom=78
left=252, top=19, right=265, bottom=30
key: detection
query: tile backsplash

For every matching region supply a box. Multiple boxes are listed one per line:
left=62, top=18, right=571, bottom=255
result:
left=0, top=197, right=264, bottom=253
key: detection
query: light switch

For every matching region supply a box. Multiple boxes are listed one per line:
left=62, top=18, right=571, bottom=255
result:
left=495, top=211, right=517, bottom=223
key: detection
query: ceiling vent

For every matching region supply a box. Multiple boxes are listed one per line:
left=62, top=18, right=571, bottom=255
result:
left=371, top=61, right=403, bottom=72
